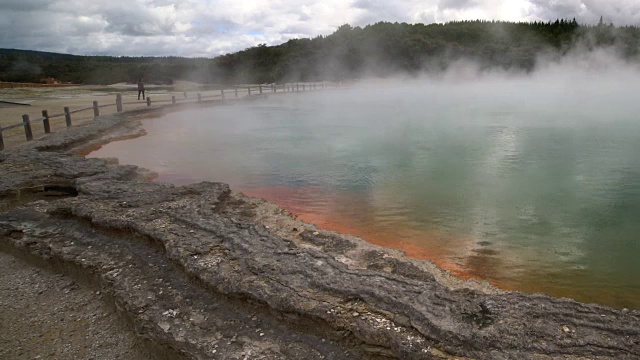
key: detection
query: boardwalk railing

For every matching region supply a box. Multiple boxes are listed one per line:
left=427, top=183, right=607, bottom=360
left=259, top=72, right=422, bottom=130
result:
left=0, top=82, right=339, bottom=151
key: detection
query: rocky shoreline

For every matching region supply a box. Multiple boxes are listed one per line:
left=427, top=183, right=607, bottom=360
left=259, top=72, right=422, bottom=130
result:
left=1, top=101, right=638, bottom=359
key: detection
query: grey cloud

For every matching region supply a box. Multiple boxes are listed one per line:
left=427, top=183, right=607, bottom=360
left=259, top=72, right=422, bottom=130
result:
left=1, top=0, right=55, bottom=12
left=66, top=17, right=106, bottom=35
left=0, top=11, right=58, bottom=39
left=298, top=13, right=311, bottom=21
left=527, top=0, right=584, bottom=21
left=192, top=20, right=241, bottom=36
left=281, top=24, right=314, bottom=36
left=352, top=0, right=414, bottom=25
left=148, top=0, right=179, bottom=5
left=103, top=8, right=175, bottom=36
left=414, top=11, right=437, bottom=24
left=438, top=0, right=480, bottom=11
left=526, top=0, right=640, bottom=25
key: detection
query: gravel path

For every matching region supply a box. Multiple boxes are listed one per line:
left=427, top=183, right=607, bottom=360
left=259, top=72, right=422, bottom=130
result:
left=0, top=251, right=152, bottom=360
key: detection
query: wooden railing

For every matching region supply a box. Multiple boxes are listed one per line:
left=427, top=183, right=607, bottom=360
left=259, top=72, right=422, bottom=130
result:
left=0, top=82, right=338, bottom=151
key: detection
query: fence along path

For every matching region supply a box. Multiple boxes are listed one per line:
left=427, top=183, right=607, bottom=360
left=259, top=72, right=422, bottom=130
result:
left=0, top=82, right=337, bottom=151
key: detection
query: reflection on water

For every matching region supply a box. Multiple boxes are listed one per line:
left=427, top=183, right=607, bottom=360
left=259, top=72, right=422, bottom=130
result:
left=89, top=82, right=640, bottom=309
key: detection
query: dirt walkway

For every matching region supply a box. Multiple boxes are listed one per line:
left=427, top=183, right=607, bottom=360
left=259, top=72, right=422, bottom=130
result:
left=0, top=251, right=152, bottom=360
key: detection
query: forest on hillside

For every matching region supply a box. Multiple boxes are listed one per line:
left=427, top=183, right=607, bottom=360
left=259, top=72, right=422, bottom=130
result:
left=1, top=19, right=639, bottom=85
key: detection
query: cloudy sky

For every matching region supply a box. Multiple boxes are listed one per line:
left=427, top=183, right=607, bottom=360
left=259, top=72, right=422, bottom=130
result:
left=0, top=0, right=638, bottom=58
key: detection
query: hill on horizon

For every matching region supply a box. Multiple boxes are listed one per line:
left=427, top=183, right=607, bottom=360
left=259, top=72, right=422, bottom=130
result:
left=1, top=19, right=639, bottom=85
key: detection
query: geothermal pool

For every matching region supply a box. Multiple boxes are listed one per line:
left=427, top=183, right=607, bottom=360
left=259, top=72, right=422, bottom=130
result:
left=89, top=80, right=640, bottom=309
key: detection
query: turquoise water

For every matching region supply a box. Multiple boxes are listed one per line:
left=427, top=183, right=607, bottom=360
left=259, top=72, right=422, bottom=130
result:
left=89, top=80, right=640, bottom=309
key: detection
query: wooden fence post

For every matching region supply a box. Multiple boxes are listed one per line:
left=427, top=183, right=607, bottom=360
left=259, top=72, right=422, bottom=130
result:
left=22, top=114, right=33, bottom=141
left=116, top=94, right=123, bottom=112
left=0, top=129, right=4, bottom=151
left=297, top=84, right=299, bottom=91
left=172, top=95, right=176, bottom=104
left=42, top=110, right=51, bottom=134
left=64, top=106, right=72, bottom=127
left=197, top=93, right=202, bottom=102
left=248, top=87, right=252, bottom=95
left=235, top=88, right=238, bottom=98
left=259, top=85, right=263, bottom=94
left=93, top=101, right=99, bottom=117
left=272, top=84, right=275, bottom=93
left=147, top=97, right=151, bottom=107
left=221, top=89, right=225, bottom=100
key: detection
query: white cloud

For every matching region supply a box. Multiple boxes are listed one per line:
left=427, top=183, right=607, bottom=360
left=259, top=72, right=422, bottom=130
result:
left=0, top=0, right=638, bottom=57
left=524, top=0, right=640, bottom=25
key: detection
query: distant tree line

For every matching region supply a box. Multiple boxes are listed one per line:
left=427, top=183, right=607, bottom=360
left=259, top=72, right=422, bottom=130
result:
left=0, top=49, right=213, bottom=85
left=1, top=19, right=638, bottom=85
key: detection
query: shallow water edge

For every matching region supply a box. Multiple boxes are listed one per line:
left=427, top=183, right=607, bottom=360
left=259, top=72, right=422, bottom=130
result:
left=87, top=91, right=640, bottom=310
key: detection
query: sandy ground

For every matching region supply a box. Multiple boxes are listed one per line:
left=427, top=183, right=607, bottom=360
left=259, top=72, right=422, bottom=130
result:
left=0, top=85, right=249, bottom=150
left=0, top=252, right=153, bottom=360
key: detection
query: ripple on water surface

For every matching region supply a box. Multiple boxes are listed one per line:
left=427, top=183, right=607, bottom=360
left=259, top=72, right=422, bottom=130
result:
left=89, top=85, right=640, bottom=309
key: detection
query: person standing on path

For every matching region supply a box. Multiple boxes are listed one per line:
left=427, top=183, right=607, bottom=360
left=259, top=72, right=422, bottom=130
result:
left=137, top=78, right=145, bottom=100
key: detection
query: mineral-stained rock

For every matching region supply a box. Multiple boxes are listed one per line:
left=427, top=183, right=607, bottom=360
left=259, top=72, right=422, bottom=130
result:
left=1, top=109, right=639, bottom=359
